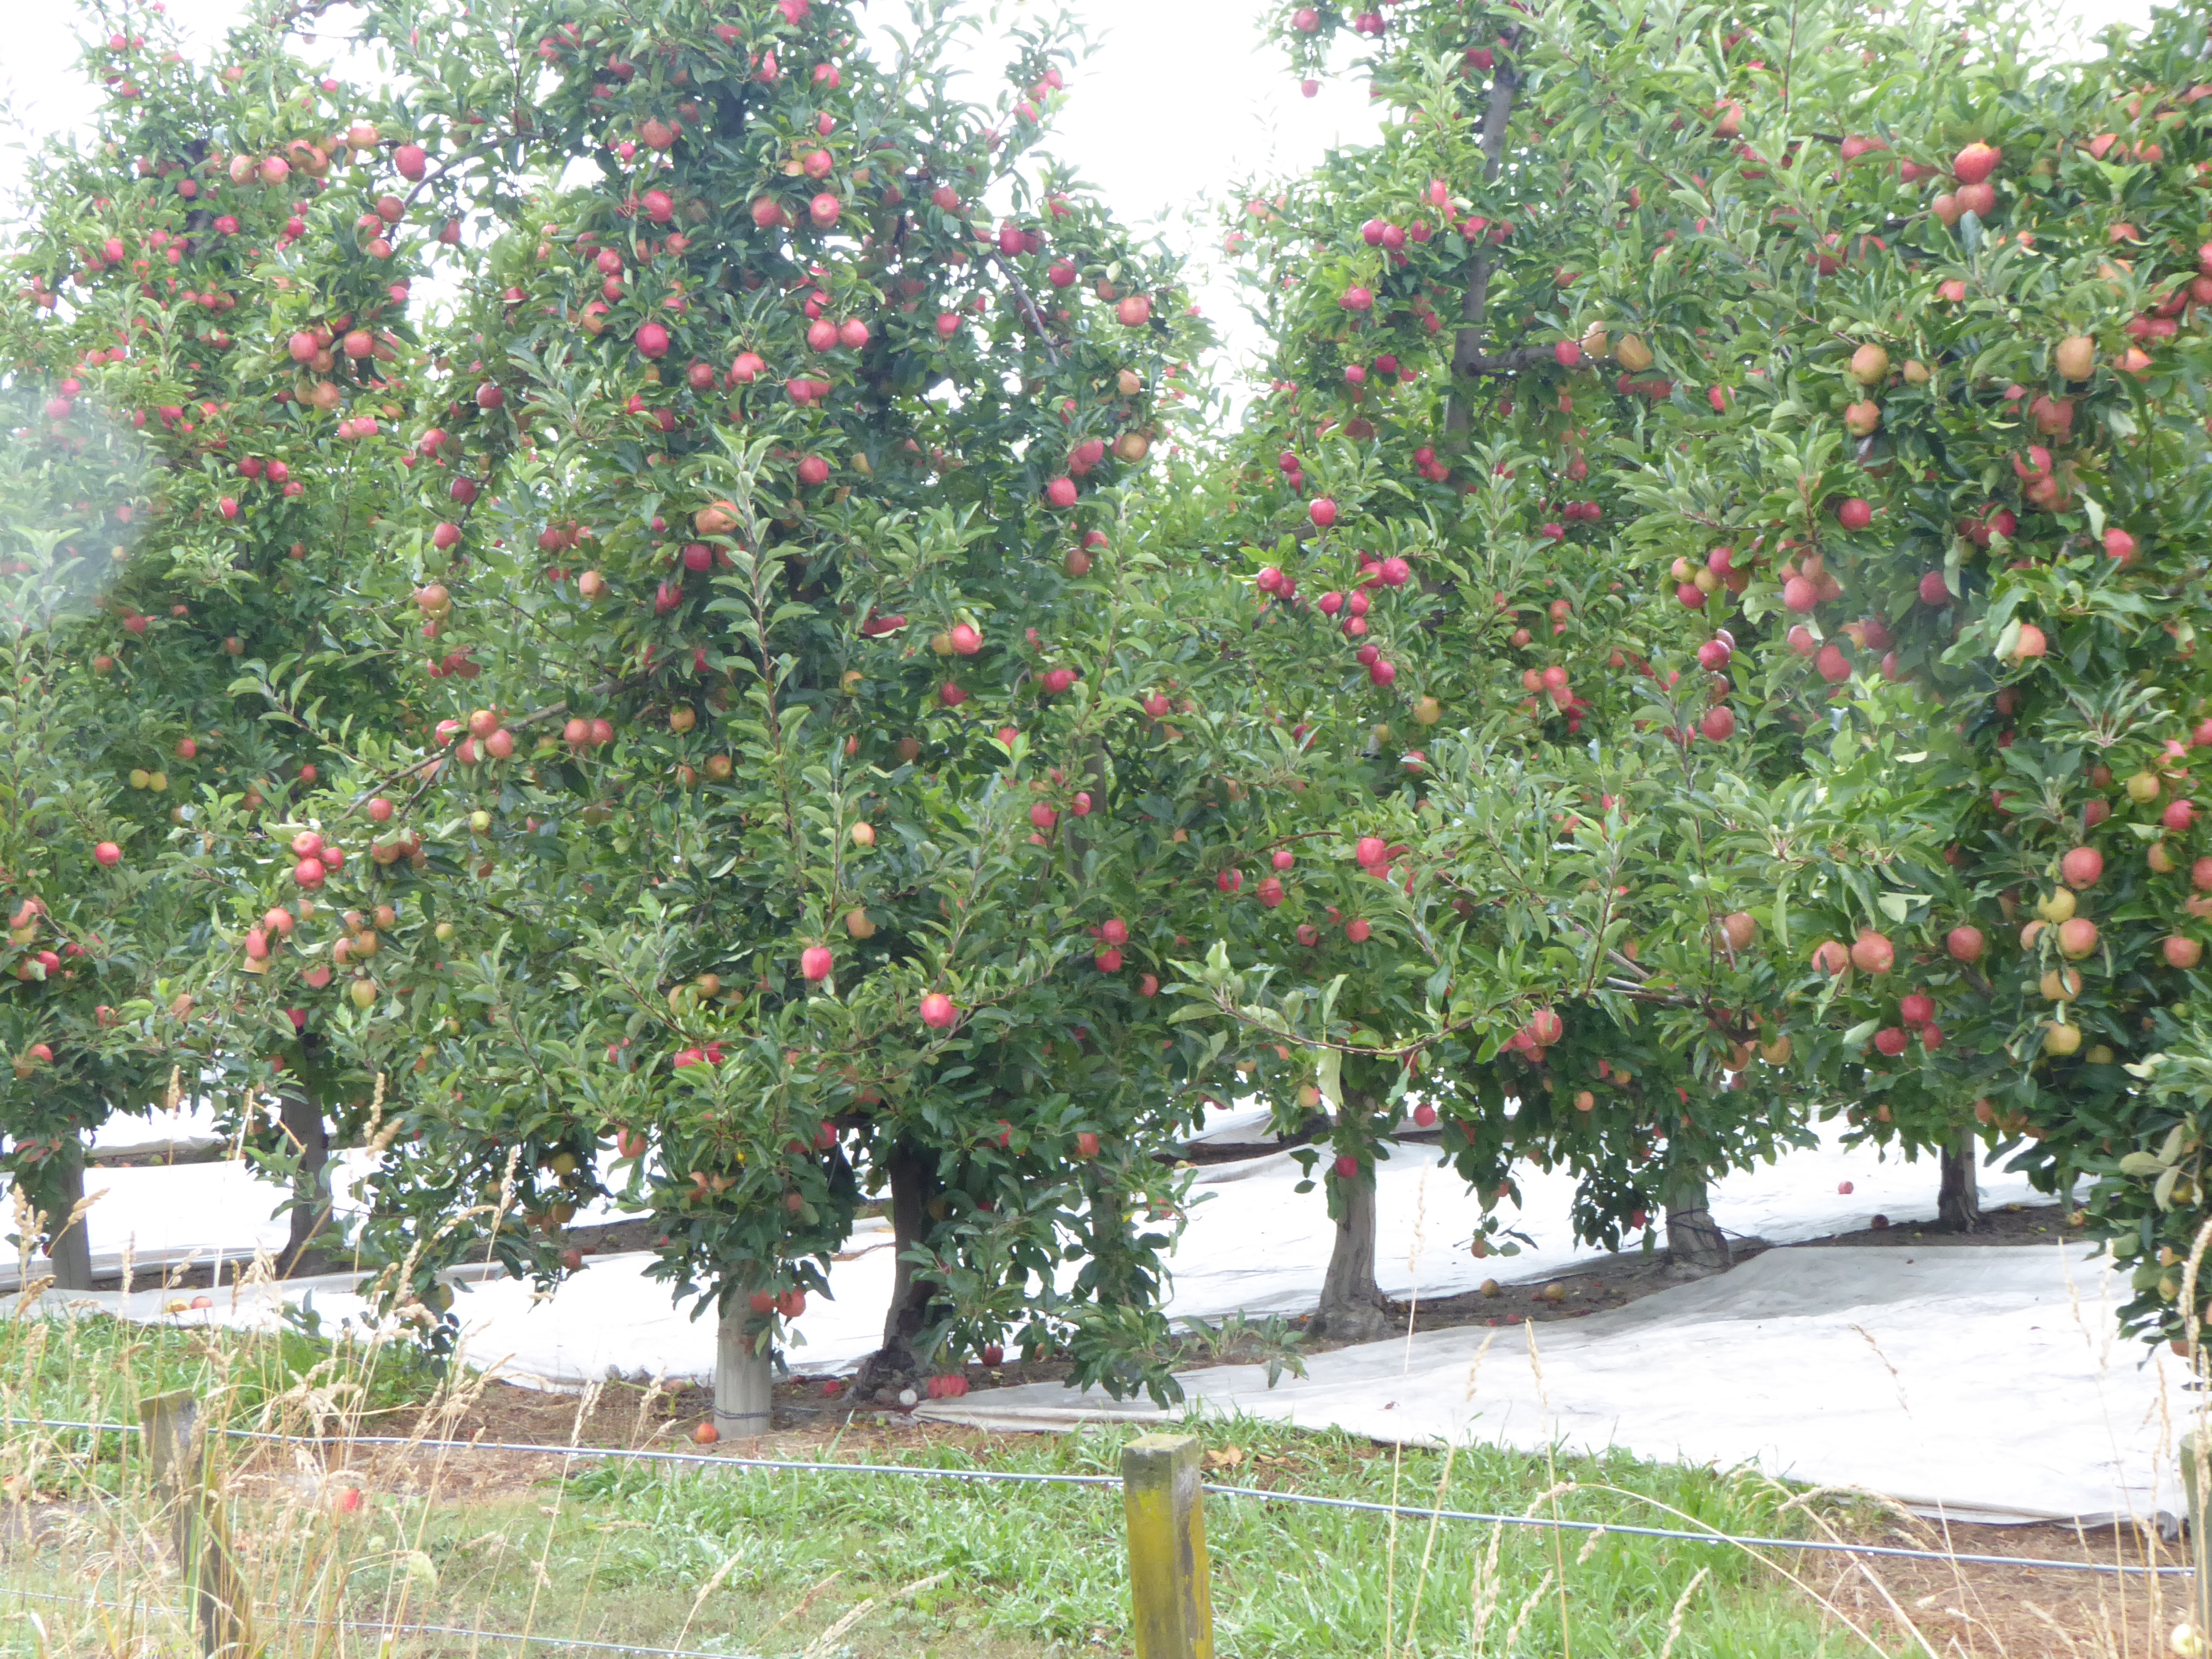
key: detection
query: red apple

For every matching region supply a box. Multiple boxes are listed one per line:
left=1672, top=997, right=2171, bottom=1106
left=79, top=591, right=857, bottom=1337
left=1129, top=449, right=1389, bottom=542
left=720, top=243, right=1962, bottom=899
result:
left=2060, top=847, right=2104, bottom=888
left=801, top=945, right=832, bottom=981
left=1849, top=931, right=1895, bottom=973
left=920, top=992, right=957, bottom=1029
left=1952, top=142, right=2001, bottom=185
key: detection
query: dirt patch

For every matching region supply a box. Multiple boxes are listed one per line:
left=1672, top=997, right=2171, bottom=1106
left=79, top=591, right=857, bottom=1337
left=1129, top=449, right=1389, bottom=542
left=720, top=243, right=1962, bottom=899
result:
left=1815, top=1515, right=2180, bottom=1657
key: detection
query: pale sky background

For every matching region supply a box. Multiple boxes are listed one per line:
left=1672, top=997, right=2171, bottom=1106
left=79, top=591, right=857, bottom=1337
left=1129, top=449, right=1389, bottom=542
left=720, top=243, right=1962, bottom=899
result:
left=0, top=0, right=2157, bottom=384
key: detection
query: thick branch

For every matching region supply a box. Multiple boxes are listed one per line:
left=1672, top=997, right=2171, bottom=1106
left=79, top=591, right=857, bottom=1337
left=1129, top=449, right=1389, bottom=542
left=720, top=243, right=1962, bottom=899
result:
left=1457, top=343, right=1570, bottom=378
left=1444, top=45, right=1525, bottom=437
left=987, top=251, right=1065, bottom=368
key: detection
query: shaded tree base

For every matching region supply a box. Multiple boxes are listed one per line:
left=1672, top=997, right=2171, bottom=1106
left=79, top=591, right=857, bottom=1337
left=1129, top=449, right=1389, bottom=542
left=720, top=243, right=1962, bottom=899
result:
left=1308, top=1293, right=1396, bottom=1344
left=851, top=1344, right=922, bottom=1401
left=1664, top=1203, right=1735, bottom=1281
left=1939, top=1136, right=1984, bottom=1233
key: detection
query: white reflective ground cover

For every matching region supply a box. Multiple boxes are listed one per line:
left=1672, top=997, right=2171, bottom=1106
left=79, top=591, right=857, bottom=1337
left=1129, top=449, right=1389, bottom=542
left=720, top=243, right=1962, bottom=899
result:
left=13, top=1124, right=2150, bottom=1523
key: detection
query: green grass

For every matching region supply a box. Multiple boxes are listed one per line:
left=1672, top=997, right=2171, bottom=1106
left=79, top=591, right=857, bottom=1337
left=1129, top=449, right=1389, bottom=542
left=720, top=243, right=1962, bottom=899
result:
left=0, top=1311, right=1902, bottom=1657
left=0, top=1306, right=439, bottom=1495
left=555, top=1426, right=1893, bottom=1656
left=261, top=1425, right=1888, bottom=1658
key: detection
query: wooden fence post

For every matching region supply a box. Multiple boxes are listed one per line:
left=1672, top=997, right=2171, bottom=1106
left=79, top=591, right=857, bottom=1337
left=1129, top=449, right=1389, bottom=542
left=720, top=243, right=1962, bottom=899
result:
left=139, top=1390, right=251, bottom=1659
left=1123, top=1433, right=1213, bottom=1659
left=2185, top=1427, right=2212, bottom=1645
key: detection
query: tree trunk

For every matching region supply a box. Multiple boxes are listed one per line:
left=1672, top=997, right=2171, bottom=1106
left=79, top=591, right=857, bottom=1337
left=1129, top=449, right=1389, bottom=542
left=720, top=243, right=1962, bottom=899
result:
left=852, top=1135, right=944, bottom=1399
left=278, top=1085, right=332, bottom=1276
left=1441, top=40, right=1526, bottom=446
left=714, top=1296, right=773, bottom=1440
left=43, top=1141, right=93, bottom=1291
left=1938, top=1133, right=1983, bottom=1233
left=1309, top=1165, right=1392, bottom=1343
left=1663, top=1165, right=1732, bottom=1279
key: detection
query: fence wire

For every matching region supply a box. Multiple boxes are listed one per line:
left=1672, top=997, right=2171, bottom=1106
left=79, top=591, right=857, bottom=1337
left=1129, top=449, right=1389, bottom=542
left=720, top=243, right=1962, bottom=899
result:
left=4, top=1413, right=2189, bottom=1578
left=0, top=1584, right=763, bottom=1659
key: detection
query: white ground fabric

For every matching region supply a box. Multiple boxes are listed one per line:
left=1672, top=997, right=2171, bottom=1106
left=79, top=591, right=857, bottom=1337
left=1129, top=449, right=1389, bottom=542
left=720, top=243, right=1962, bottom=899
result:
left=6, top=1126, right=2046, bottom=1385
left=6, top=1120, right=2041, bottom=1331
left=915, top=1244, right=2184, bottom=1527
left=9, top=1121, right=2160, bottom=1522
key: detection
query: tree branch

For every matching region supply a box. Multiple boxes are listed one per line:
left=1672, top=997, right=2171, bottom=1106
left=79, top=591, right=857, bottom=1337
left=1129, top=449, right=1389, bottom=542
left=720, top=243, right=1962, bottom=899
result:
left=1444, top=41, right=1526, bottom=439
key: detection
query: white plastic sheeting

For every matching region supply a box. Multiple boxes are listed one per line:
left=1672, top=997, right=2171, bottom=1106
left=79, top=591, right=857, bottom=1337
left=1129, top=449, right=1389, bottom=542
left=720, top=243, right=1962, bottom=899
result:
left=916, top=1244, right=2181, bottom=1526
left=11, top=1126, right=2152, bottom=1522
left=1, top=1151, right=381, bottom=1291
left=11, top=1128, right=2042, bottom=1384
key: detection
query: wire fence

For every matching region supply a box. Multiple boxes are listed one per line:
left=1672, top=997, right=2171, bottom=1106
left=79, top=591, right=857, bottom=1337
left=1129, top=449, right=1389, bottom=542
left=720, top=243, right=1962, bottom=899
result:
left=3, top=1413, right=2192, bottom=1579
left=0, top=1584, right=768, bottom=1659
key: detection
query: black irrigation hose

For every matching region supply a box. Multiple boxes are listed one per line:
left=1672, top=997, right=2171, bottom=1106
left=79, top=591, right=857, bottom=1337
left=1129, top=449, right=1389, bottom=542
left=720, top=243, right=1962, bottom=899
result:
left=6, top=1414, right=2189, bottom=1577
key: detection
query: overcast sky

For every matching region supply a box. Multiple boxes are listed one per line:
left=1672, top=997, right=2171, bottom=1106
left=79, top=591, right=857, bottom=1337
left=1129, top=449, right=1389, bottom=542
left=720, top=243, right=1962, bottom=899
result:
left=1, top=0, right=2155, bottom=378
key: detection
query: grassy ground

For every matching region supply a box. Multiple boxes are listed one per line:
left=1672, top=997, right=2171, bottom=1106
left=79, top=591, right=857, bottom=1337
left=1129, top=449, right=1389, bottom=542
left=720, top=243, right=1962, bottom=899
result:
left=0, top=1300, right=437, bottom=1498
left=0, top=1309, right=2172, bottom=1657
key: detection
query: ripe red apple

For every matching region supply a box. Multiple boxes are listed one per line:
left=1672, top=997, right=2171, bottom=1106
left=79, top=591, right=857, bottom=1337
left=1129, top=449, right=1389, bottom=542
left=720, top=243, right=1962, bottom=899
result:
left=394, top=142, right=427, bottom=180
left=1872, top=1026, right=1908, bottom=1057
left=1076, top=1131, right=1101, bottom=1157
left=692, top=1421, right=719, bottom=1445
left=2057, top=917, right=2099, bottom=958
left=1100, top=918, right=1129, bottom=946
left=1899, top=992, right=1935, bottom=1025
left=982, top=1343, right=1005, bottom=1366
left=1837, top=1181, right=1854, bottom=1195
left=1811, top=939, right=1851, bottom=976
left=2166, top=935, right=2204, bottom=968
left=2166, top=799, right=2197, bottom=832
left=1952, top=142, right=2001, bottom=185
left=920, top=992, right=957, bottom=1029
left=1849, top=931, right=1895, bottom=973
left=1309, top=497, right=1338, bottom=528
left=1699, top=705, right=1736, bottom=742
left=94, top=841, right=121, bottom=867
left=1332, top=1153, right=1358, bottom=1180
left=1345, top=918, right=1371, bottom=943
left=1835, top=497, right=1872, bottom=531
left=2060, top=847, right=2104, bottom=888
left=800, top=945, right=832, bottom=981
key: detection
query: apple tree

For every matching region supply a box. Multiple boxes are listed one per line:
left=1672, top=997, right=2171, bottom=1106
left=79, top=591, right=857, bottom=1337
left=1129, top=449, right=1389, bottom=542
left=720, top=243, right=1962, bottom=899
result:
left=294, top=0, right=1266, bottom=1416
